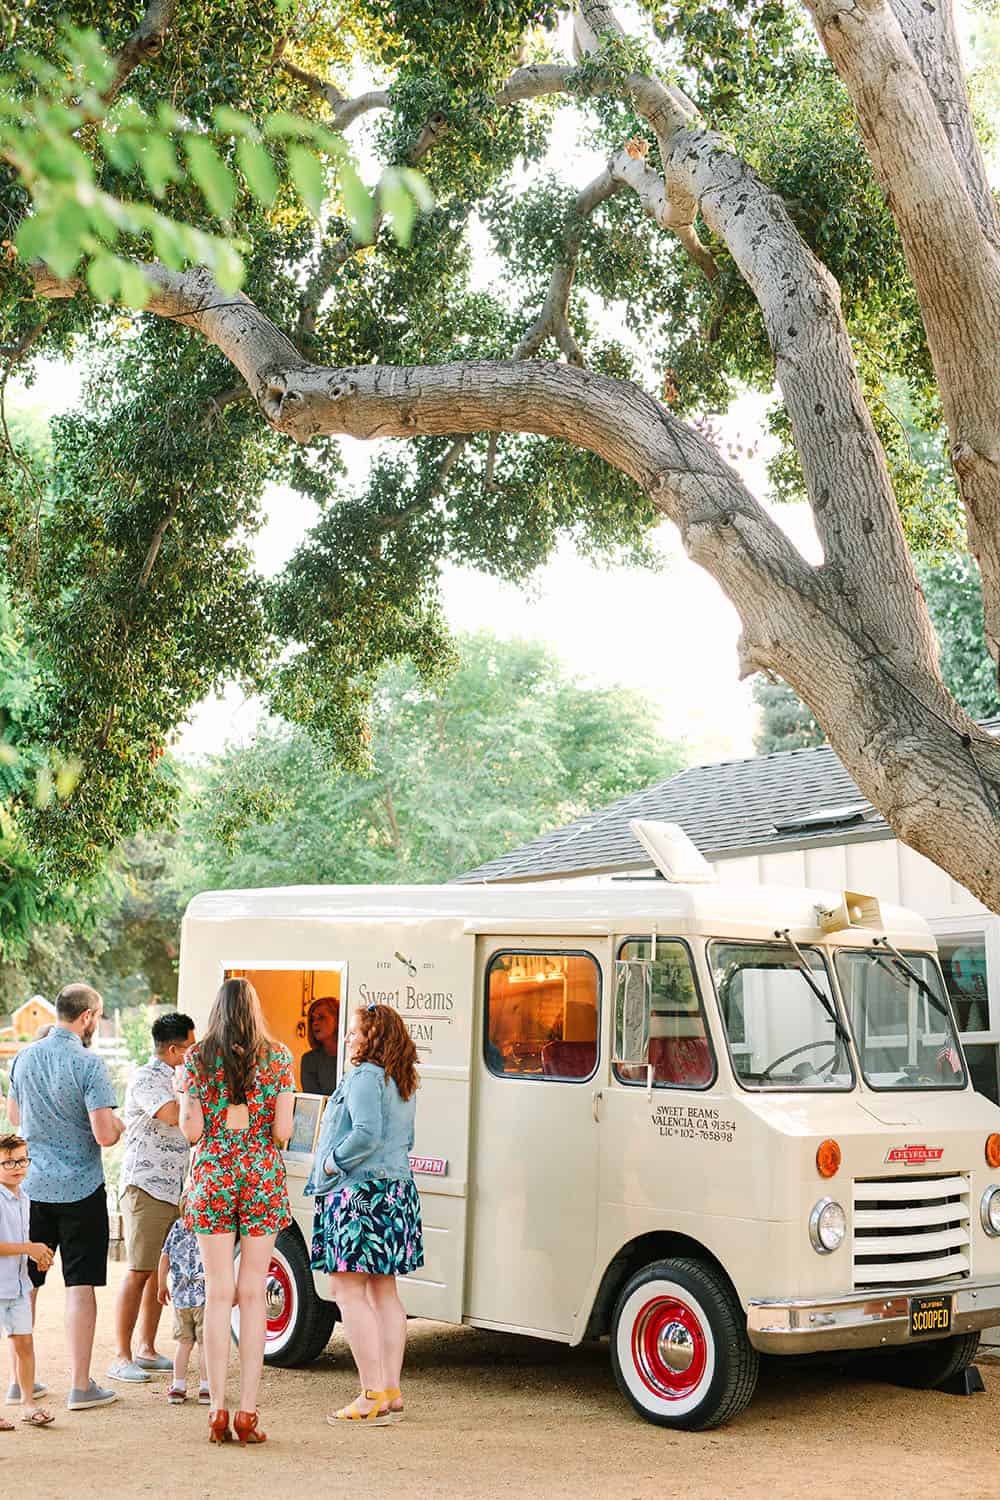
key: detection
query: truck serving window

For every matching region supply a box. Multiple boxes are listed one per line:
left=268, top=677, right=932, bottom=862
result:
left=835, top=949, right=967, bottom=1091
left=709, top=942, right=853, bottom=1091
left=614, top=939, right=715, bottom=1089
left=485, top=950, right=599, bottom=1081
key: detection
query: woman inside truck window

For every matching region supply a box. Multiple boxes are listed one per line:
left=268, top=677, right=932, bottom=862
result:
left=300, top=996, right=340, bottom=1095
left=305, top=1003, right=424, bottom=1426
left=179, top=977, right=295, bottom=1446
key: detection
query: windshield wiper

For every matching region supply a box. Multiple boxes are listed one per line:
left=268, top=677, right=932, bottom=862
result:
left=869, top=943, right=951, bottom=1024
left=776, top=930, right=852, bottom=1047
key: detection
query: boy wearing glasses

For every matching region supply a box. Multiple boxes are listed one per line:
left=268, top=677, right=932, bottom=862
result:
left=0, top=1134, right=55, bottom=1428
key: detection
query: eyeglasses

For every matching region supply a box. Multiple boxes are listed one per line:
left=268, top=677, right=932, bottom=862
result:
left=0, top=1157, right=29, bottom=1169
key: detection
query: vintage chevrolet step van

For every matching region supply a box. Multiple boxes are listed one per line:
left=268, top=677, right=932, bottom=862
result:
left=177, top=821, right=1000, bottom=1429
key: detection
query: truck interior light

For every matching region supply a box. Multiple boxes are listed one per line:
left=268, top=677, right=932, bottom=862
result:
left=987, top=1134, right=1000, bottom=1169
left=809, top=1198, right=847, bottom=1254
left=980, top=1186, right=1000, bottom=1237
left=816, top=1139, right=841, bottom=1178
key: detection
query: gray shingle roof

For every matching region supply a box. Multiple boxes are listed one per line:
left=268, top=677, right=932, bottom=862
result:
left=457, top=720, right=1000, bottom=884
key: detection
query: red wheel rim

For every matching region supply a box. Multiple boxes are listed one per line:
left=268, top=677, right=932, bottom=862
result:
left=631, top=1295, right=708, bottom=1400
left=264, top=1257, right=294, bottom=1343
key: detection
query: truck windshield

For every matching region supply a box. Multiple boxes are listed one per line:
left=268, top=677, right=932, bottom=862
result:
left=709, top=942, right=853, bottom=1090
left=835, top=949, right=967, bottom=1090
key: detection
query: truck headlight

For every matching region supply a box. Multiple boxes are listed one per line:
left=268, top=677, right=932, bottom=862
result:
left=981, top=1185, right=1000, bottom=1236
left=809, top=1197, right=846, bottom=1254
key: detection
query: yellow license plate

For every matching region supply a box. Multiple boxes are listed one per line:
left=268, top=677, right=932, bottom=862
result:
left=909, top=1294, right=953, bottom=1336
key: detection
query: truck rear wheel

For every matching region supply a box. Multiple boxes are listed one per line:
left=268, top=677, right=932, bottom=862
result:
left=610, top=1257, right=758, bottom=1430
left=885, top=1331, right=981, bottom=1390
left=231, top=1227, right=338, bottom=1367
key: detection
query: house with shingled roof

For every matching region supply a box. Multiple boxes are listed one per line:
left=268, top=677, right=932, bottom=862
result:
left=457, top=732, right=1000, bottom=1103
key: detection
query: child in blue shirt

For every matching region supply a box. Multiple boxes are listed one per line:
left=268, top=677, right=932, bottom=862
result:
left=157, top=1197, right=208, bottom=1405
left=0, top=1134, right=54, bottom=1428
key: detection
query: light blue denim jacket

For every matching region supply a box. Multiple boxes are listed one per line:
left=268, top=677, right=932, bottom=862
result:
left=304, top=1061, right=416, bottom=1198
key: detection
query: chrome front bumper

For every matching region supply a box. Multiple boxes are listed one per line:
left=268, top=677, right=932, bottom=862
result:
left=747, top=1280, right=1000, bottom=1354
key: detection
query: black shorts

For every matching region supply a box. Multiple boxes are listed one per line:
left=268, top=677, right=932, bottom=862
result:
left=28, top=1185, right=109, bottom=1288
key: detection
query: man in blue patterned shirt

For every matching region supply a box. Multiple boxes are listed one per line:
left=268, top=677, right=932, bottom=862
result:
left=8, top=983, right=124, bottom=1411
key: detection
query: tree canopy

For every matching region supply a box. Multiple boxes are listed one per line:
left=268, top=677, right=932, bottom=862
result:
left=5, top=2, right=1000, bottom=911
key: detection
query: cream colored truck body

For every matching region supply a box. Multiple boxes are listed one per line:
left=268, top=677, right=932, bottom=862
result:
left=178, top=878, right=1000, bottom=1424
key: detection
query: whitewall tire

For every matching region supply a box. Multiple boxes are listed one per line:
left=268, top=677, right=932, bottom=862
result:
left=231, top=1228, right=337, bottom=1367
left=610, top=1257, right=758, bottom=1430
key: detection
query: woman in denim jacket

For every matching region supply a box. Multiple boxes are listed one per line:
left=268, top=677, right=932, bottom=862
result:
left=306, top=1003, right=423, bottom=1425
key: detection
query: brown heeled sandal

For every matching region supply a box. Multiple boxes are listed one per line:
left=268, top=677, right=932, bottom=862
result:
left=234, top=1409, right=267, bottom=1444
left=208, top=1408, right=232, bottom=1443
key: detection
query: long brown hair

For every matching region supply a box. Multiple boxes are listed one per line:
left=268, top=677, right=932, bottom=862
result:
left=196, top=977, right=272, bottom=1105
left=353, top=1005, right=419, bottom=1101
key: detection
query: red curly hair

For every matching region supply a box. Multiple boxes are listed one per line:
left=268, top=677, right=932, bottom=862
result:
left=353, top=1005, right=419, bottom=1101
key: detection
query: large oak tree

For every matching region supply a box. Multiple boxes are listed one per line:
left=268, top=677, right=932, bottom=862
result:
left=4, top=1, right=1000, bottom=907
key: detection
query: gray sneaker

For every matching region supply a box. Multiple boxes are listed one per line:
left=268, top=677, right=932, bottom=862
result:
left=6, top=1380, right=47, bottom=1404
left=68, top=1380, right=118, bottom=1410
left=106, top=1358, right=151, bottom=1384
left=133, top=1353, right=173, bottom=1372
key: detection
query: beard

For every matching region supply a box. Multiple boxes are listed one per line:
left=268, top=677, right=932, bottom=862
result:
left=82, top=1018, right=97, bottom=1047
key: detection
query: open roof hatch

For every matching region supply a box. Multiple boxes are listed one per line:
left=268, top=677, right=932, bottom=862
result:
left=628, top=820, right=718, bottom=884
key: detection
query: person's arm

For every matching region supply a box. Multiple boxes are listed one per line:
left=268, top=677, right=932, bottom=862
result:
left=272, top=1048, right=295, bottom=1147
left=84, top=1054, right=122, bottom=1147
left=324, top=1066, right=383, bottom=1176
left=133, top=1068, right=182, bottom=1129
left=178, top=1053, right=204, bottom=1144
left=89, top=1107, right=124, bottom=1147
left=153, top=1099, right=181, bottom=1126
left=6, top=1093, right=19, bottom=1126
left=0, top=1239, right=54, bottom=1271
left=156, top=1249, right=171, bottom=1304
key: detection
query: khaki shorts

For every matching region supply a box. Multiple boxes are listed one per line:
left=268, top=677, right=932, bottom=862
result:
left=172, top=1304, right=205, bottom=1344
left=121, top=1185, right=178, bottom=1272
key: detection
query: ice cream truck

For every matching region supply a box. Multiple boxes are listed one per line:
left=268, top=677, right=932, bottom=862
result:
left=177, top=821, right=1000, bottom=1429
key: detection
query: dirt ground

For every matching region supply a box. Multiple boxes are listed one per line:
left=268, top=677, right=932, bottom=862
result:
left=7, top=1260, right=999, bottom=1500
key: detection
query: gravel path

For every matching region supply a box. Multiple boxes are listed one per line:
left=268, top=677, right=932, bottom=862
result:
left=11, top=1261, right=999, bottom=1499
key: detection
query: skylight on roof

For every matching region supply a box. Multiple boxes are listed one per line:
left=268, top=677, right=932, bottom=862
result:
left=771, top=802, right=875, bottom=835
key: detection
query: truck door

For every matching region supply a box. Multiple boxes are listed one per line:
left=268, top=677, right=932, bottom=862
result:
left=598, top=936, right=720, bottom=1232
left=466, top=936, right=607, bottom=1338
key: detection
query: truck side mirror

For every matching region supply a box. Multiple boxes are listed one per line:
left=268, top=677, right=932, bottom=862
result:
left=614, top=959, right=651, bottom=1067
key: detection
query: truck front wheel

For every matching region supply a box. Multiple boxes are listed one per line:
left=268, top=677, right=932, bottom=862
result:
left=610, top=1257, right=759, bottom=1430
left=231, top=1227, right=338, bottom=1367
left=885, top=1331, right=981, bottom=1390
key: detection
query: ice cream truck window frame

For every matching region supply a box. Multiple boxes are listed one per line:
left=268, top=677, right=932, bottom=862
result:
left=483, top=948, right=601, bottom=1083
left=835, top=947, right=967, bottom=1091
left=613, top=937, right=717, bottom=1091
left=708, top=939, right=855, bottom=1092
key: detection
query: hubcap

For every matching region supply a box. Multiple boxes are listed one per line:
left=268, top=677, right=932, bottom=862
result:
left=657, top=1319, right=696, bottom=1373
left=632, top=1296, right=708, bottom=1400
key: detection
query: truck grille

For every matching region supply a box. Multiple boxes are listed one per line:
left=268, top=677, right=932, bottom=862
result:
left=852, top=1174, right=970, bottom=1289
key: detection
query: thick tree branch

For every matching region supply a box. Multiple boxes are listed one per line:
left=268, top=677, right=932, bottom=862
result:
left=886, top=0, right=1000, bottom=251
left=805, top=0, right=1000, bottom=664
left=103, top=0, right=178, bottom=106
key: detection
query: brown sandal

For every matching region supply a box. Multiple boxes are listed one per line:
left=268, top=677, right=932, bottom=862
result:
left=208, top=1408, right=232, bottom=1443
left=22, top=1408, right=54, bottom=1427
left=234, top=1409, right=266, bottom=1444
left=0, top=1416, right=14, bottom=1432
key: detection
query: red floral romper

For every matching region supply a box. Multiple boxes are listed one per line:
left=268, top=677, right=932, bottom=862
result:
left=183, top=1045, right=294, bottom=1238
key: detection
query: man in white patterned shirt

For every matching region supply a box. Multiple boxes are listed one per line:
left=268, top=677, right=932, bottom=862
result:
left=108, top=1012, right=195, bottom=1385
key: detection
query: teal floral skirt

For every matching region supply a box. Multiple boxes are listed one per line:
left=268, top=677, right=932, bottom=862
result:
left=310, top=1176, right=424, bottom=1276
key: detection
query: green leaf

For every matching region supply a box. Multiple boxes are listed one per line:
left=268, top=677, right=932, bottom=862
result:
left=262, top=109, right=310, bottom=140
left=380, top=168, right=416, bottom=247
left=118, top=261, right=152, bottom=309
left=149, top=216, right=185, bottom=270
left=209, top=240, right=245, bottom=293
left=140, top=134, right=182, bottom=198
left=339, top=158, right=375, bottom=242
left=236, top=138, right=279, bottom=208
left=13, top=214, right=48, bottom=264
left=86, top=253, right=121, bottom=302
left=288, top=145, right=326, bottom=218
left=212, top=105, right=255, bottom=136
left=99, top=127, right=137, bottom=174
left=184, top=136, right=237, bottom=221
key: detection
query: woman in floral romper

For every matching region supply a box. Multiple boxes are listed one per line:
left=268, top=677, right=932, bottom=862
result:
left=179, top=978, right=294, bottom=1445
